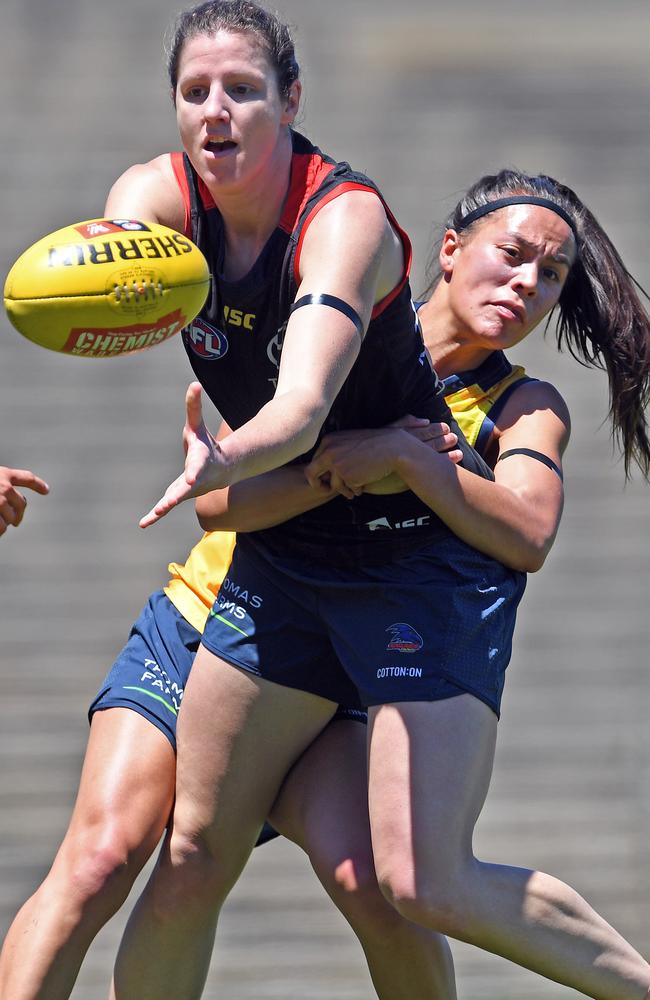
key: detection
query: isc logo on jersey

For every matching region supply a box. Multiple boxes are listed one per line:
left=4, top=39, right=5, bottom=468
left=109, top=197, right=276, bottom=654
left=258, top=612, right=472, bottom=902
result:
left=184, top=318, right=228, bottom=360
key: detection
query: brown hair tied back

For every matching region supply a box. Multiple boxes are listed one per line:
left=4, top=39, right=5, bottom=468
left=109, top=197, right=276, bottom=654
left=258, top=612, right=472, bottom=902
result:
left=426, top=169, right=650, bottom=479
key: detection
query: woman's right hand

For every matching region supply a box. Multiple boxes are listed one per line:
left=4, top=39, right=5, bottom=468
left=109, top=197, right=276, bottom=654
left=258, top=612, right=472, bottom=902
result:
left=305, top=416, right=462, bottom=498
left=140, top=383, right=228, bottom=528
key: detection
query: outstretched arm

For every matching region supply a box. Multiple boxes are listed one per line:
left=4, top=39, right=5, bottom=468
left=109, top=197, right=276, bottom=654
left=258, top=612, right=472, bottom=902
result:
left=140, top=191, right=403, bottom=526
left=0, top=466, right=49, bottom=536
left=194, top=416, right=460, bottom=532
left=306, top=381, right=570, bottom=573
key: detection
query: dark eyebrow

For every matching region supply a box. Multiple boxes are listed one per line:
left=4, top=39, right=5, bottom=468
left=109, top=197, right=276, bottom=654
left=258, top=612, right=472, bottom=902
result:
left=503, top=232, right=573, bottom=267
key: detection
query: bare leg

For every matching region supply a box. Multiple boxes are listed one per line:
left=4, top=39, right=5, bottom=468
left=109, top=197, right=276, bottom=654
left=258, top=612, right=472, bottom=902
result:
left=0, top=710, right=176, bottom=1000
left=269, top=717, right=457, bottom=999
left=112, top=647, right=337, bottom=1000
left=368, top=696, right=650, bottom=1000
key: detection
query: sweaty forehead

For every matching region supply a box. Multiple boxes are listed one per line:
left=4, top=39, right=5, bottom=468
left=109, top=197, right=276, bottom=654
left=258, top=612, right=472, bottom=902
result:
left=178, top=29, right=272, bottom=76
left=485, top=204, right=577, bottom=261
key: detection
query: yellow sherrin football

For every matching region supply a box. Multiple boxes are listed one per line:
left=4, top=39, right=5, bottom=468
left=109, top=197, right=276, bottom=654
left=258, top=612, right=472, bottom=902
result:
left=4, top=218, right=210, bottom=358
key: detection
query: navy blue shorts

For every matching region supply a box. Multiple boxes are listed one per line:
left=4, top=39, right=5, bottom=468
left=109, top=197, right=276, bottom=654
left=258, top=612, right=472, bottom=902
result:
left=89, top=590, right=365, bottom=849
left=202, top=535, right=527, bottom=717
left=89, top=590, right=198, bottom=751
left=89, top=590, right=367, bottom=748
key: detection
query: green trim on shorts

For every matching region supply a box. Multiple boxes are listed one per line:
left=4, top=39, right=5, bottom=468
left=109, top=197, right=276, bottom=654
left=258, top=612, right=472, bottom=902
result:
left=123, top=686, right=178, bottom=716
left=208, top=609, right=249, bottom=636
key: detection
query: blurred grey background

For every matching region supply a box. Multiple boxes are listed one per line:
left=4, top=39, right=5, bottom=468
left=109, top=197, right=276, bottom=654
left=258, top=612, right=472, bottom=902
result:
left=1, top=1, right=649, bottom=997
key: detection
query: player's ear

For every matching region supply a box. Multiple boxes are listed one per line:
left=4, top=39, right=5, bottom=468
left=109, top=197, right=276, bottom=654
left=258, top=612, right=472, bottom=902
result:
left=282, top=80, right=301, bottom=124
left=439, top=229, right=461, bottom=277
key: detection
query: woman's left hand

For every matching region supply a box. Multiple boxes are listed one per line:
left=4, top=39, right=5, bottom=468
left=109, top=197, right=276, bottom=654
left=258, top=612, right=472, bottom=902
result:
left=140, top=383, right=229, bottom=528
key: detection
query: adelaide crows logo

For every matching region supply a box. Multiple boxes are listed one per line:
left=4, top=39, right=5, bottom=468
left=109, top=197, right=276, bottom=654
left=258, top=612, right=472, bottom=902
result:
left=386, top=623, right=423, bottom=653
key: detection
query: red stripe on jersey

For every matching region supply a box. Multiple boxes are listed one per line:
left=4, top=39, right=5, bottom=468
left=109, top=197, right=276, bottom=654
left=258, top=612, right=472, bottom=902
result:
left=170, top=152, right=216, bottom=236
left=279, top=151, right=336, bottom=234
left=371, top=197, right=412, bottom=319
left=170, top=152, right=192, bottom=237
left=293, top=182, right=413, bottom=318
left=170, top=149, right=335, bottom=239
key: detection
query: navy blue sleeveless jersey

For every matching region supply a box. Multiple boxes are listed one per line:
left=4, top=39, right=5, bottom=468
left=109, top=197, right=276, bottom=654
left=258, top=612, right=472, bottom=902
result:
left=172, top=130, right=492, bottom=565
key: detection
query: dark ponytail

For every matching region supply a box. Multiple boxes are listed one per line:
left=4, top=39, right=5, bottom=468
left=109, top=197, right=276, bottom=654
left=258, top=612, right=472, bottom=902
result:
left=425, top=170, right=650, bottom=479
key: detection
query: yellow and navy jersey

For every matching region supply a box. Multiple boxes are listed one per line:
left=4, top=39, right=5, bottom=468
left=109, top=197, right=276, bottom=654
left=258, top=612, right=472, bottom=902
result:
left=164, top=531, right=236, bottom=636
left=442, top=350, right=535, bottom=459
left=164, top=349, right=533, bottom=633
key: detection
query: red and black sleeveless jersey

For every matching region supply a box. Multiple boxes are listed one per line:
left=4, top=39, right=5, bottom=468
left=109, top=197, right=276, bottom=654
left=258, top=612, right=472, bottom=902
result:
left=171, top=130, right=491, bottom=563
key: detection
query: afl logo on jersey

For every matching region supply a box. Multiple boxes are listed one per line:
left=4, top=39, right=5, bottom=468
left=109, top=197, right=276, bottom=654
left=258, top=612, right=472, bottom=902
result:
left=184, top=318, right=228, bottom=360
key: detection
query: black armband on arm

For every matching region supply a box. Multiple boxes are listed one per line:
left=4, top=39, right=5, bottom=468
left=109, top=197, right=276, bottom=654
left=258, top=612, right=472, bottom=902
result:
left=497, top=448, right=563, bottom=481
left=289, top=293, right=365, bottom=338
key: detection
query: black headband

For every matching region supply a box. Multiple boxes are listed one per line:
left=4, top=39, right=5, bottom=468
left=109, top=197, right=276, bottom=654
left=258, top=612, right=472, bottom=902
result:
left=456, top=196, right=578, bottom=240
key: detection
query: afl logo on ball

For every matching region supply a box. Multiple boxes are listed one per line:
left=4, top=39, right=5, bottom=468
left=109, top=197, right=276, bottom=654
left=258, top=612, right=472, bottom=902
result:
left=184, top=318, right=228, bottom=360
left=74, top=220, right=151, bottom=239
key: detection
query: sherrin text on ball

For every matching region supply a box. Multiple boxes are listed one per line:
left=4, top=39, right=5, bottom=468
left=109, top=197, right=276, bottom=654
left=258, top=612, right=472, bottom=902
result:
left=4, top=219, right=210, bottom=358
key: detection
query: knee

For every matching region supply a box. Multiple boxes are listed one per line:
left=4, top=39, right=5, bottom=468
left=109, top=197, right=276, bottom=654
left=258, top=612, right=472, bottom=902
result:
left=312, top=844, right=397, bottom=931
left=376, top=860, right=472, bottom=938
left=64, top=831, right=146, bottom=911
left=149, top=827, right=234, bottom=920
left=334, top=854, right=382, bottom=908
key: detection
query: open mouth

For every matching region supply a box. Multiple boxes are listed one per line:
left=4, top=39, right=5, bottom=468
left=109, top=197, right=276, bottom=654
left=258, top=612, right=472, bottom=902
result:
left=205, top=138, right=237, bottom=153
